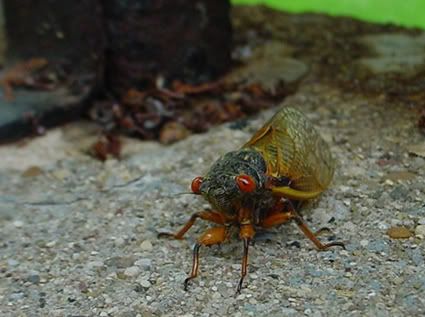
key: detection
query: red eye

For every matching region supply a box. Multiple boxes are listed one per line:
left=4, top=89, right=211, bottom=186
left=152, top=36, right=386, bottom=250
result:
left=236, top=175, right=256, bottom=193
left=191, top=176, right=203, bottom=194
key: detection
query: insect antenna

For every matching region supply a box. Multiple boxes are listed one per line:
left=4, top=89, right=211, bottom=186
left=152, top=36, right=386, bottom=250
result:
left=173, top=192, right=197, bottom=196
left=162, top=192, right=199, bottom=199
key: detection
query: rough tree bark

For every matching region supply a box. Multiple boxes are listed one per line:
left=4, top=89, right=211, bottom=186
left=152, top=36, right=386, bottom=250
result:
left=103, top=0, right=232, bottom=96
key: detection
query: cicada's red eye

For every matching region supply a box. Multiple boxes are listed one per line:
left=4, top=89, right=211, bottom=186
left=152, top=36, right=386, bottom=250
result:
left=236, top=175, right=256, bottom=193
left=191, top=176, right=203, bottom=194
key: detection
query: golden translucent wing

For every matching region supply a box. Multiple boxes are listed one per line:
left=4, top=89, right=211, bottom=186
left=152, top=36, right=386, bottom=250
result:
left=243, top=106, right=335, bottom=195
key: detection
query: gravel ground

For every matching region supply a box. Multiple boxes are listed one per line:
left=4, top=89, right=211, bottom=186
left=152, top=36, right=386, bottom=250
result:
left=1, top=82, right=424, bottom=316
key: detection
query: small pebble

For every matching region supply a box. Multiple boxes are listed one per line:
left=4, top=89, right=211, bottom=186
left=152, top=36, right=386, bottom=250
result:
left=140, top=240, right=153, bottom=251
left=135, top=258, right=152, bottom=271
left=114, top=237, right=126, bottom=247
left=22, top=166, right=43, bottom=177
left=7, top=259, right=19, bottom=267
left=87, top=261, right=104, bottom=269
left=105, top=256, right=134, bottom=268
left=139, top=279, right=151, bottom=288
left=415, top=225, right=425, bottom=237
left=212, top=292, right=221, bottom=299
left=360, top=239, right=369, bottom=247
left=26, top=274, right=40, bottom=284
left=52, top=168, right=71, bottom=180
left=13, top=220, right=24, bottom=228
left=124, top=266, right=140, bottom=277
left=236, top=294, right=246, bottom=300
left=9, top=292, right=24, bottom=301
left=46, top=241, right=57, bottom=248
left=383, top=171, right=416, bottom=182
left=387, top=226, right=413, bottom=239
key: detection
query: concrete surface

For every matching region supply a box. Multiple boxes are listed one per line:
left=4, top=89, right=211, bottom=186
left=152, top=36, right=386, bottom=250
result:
left=1, top=82, right=424, bottom=316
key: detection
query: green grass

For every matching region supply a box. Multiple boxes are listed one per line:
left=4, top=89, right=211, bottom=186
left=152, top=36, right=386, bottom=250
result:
left=232, top=0, right=425, bottom=29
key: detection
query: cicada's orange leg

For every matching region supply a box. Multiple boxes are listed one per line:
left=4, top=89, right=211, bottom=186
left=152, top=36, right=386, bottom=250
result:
left=237, top=223, right=255, bottom=293
left=258, top=199, right=292, bottom=228
left=259, top=200, right=345, bottom=251
left=184, top=226, right=229, bottom=290
left=159, top=211, right=227, bottom=239
left=290, top=211, right=345, bottom=250
left=259, top=210, right=293, bottom=228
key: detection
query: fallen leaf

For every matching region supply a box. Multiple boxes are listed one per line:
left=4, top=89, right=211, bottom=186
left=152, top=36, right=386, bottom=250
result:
left=159, top=121, right=190, bottom=144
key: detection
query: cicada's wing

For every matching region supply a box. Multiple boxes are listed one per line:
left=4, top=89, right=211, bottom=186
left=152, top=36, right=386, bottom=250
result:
left=243, top=107, right=335, bottom=197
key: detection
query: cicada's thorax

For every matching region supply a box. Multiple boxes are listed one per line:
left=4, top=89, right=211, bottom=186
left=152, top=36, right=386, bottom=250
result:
left=199, top=149, right=276, bottom=223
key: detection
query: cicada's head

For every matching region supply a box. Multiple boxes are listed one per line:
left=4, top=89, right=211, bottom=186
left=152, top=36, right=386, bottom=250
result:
left=190, top=149, right=270, bottom=215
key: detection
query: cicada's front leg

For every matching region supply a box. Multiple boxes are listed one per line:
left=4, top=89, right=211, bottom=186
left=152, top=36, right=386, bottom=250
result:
left=237, top=222, right=255, bottom=294
left=184, top=226, right=229, bottom=290
left=158, top=210, right=227, bottom=240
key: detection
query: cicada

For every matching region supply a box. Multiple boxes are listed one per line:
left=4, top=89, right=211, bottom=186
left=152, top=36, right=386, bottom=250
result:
left=161, top=106, right=344, bottom=293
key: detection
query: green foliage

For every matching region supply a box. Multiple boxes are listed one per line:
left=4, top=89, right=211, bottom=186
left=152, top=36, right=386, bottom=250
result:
left=232, top=0, right=425, bottom=29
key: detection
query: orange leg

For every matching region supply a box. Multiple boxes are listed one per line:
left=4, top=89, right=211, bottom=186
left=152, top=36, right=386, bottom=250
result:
left=184, top=226, right=228, bottom=290
left=259, top=206, right=345, bottom=251
left=259, top=211, right=292, bottom=228
left=159, top=211, right=226, bottom=239
left=237, top=223, right=255, bottom=293
left=258, top=198, right=292, bottom=228
left=291, top=211, right=345, bottom=250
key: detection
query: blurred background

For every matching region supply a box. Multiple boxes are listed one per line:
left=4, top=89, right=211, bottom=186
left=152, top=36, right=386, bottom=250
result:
left=0, top=0, right=424, bottom=148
